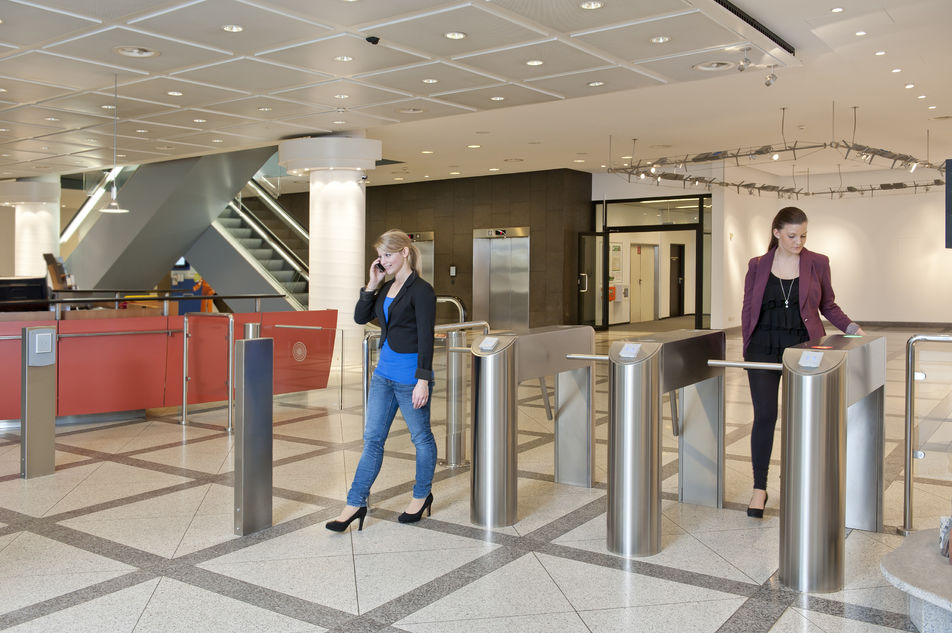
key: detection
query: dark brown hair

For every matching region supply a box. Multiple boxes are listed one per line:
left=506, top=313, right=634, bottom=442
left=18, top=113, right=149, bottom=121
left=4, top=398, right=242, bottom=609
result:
left=767, top=206, right=808, bottom=251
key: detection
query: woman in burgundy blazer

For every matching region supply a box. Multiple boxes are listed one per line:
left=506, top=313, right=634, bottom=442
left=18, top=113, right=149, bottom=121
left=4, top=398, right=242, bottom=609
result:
left=741, top=207, right=862, bottom=518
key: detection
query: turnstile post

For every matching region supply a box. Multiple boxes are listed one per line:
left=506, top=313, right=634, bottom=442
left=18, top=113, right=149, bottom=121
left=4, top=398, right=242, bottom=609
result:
left=442, top=329, right=468, bottom=467
left=21, top=326, right=57, bottom=479
left=607, top=342, right=662, bottom=556
left=779, top=351, right=847, bottom=592
left=470, top=334, right=518, bottom=527
left=234, top=335, right=274, bottom=536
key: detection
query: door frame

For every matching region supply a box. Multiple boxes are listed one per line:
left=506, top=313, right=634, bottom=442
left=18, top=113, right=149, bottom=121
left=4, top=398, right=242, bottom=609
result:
left=592, top=195, right=708, bottom=330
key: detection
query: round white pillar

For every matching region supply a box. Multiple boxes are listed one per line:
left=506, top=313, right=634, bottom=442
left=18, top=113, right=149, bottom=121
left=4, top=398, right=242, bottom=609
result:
left=0, top=180, right=61, bottom=278
left=278, top=136, right=382, bottom=367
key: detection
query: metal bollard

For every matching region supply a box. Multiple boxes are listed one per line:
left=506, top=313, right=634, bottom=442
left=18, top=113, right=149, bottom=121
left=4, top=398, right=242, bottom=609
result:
left=441, top=329, right=468, bottom=467
left=470, top=334, right=518, bottom=527
left=233, top=331, right=274, bottom=536
left=21, top=326, right=57, bottom=478
left=244, top=322, right=260, bottom=339
left=779, top=351, right=847, bottom=592
left=606, top=341, right=662, bottom=556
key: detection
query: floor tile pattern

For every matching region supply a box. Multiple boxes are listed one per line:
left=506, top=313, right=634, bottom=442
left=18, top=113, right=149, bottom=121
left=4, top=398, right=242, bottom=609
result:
left=0, top=325, right=949, bottom=632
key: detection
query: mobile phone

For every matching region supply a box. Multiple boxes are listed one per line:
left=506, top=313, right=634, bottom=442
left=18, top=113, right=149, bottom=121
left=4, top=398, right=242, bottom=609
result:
left=375, top=262, right=385, bottom=272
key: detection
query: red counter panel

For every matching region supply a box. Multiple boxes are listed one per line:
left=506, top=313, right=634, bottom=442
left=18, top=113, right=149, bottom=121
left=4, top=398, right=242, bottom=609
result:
left=57, top=317, right=170, bottom=416
left=261, top=310, right=338, bottom=394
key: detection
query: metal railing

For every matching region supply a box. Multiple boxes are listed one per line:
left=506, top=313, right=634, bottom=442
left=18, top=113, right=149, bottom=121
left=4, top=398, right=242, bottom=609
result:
left=436, top=295, right=466, bottom=322
left=903, top=334, right=952, bottom=534
left=273, top=324, right=344, bottom=410
left=182, top=313, right=235, bottom=431
left=0, top=292, right=286, bottom=319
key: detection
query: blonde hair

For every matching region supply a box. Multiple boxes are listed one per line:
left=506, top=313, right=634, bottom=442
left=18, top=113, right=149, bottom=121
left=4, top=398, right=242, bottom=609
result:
left=374, top=229, right=422, bottom=275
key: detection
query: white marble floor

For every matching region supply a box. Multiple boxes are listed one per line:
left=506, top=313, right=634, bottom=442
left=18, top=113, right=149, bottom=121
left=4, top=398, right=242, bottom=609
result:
left=0, top=324, right=949, bottom=632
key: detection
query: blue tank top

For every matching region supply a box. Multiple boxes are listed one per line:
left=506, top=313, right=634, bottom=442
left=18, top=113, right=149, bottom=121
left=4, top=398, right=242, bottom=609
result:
left=375, top=296, right=419, bottom=385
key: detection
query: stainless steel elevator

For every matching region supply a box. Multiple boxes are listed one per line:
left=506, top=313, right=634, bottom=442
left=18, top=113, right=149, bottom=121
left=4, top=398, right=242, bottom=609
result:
left=472, top=227, right=529, bottom=332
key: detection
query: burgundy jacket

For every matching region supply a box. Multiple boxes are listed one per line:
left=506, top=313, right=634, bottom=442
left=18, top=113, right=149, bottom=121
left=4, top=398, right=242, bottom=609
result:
left=742, top=247, right=856, bottom=355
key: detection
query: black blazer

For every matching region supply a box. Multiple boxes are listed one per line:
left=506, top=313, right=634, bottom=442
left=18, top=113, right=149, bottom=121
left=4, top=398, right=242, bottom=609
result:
left=355, top=271, right=436, bottom=381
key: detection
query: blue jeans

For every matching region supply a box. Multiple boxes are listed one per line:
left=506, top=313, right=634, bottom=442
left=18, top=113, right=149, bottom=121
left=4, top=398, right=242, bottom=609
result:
left=346, top=374, right=437, bottom=507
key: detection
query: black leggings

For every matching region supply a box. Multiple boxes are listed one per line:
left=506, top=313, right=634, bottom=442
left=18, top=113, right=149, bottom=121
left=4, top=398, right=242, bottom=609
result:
left=747, top=368, right=782, bottom=490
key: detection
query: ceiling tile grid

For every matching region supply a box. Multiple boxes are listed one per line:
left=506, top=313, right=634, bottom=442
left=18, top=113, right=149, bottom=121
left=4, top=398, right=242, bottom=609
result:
left=0, top=0, right=810, bottom=179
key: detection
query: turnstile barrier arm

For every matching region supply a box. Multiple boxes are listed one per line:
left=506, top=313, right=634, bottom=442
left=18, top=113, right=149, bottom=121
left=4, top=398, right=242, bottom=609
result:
left=708, top=359, right=783, bottom=371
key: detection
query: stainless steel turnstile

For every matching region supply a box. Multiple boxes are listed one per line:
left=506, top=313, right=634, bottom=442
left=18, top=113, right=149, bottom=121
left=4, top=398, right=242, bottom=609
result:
left=603, top=330, right=725, bottom=556
left=779, top=334, right=885, bottom=593
left=233, top=323, right=274, bottom=536
left=21, top=326, right=57, bottom=478
left=469, top=325, right=595, bottom=527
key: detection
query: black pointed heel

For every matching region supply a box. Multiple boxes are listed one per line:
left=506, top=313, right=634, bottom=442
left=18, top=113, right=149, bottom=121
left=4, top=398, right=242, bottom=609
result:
left=398, top=493, right=433, bottom=524
left=747, top=492, right=768, bottom=519
left=326, top=506, right=367, bottom=532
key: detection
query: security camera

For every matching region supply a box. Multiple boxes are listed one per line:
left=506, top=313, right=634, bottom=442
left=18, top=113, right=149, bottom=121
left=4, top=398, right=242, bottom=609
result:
left=361, top=174, right=368, bottom=180
left=366, top=36, right=380, bottom=45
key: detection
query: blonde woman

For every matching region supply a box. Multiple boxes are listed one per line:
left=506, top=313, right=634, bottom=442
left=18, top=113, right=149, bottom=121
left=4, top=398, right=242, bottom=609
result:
left=327, top=230, right=437, bottom=532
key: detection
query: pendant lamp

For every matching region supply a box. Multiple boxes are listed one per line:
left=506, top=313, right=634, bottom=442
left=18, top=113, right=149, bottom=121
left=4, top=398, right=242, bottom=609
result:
left=100, top=74, right=129, bottom=214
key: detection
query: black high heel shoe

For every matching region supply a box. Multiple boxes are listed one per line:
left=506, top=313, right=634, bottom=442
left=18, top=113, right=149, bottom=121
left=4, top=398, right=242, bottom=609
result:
left=747, top=491, right=768, bottom=518
left=326, top=506, right=367, bottom=532
left=398, top=493, right=433, bottom=524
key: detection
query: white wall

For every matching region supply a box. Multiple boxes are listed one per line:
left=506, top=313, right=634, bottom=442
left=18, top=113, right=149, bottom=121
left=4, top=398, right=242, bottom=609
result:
left=596, top=167, right=952, bottom=328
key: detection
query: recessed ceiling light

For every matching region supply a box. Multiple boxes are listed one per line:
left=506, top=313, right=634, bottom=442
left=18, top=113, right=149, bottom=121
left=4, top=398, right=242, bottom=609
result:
left=0, top=88, right=5, bottom=93
left=692, top=61, right=734, bottom=72
left=393, top=177, right=403, bottom=181
left=467, top=144, right=480, bottom=149
left=875, top=50, right=886, bottom=55
left=489, top=167, right=500, bottom=171
left=490, top=96, right=505, bottom=101
left=905, top=83, right=915, bottom=89
left=116, top=154, right=126, bottom=158
left=572, top=159, right=585, bottom=163
left=422, top=78, right=439, bottom=84
left=257, top=106, right=272, bottom=111
left=135, top=129, right=148, bottom=133
left=44, top=117, right=59, bottom=121
left=399, top=107, right=424, bottom=114
left=421, top=150, right=434, bottom=154
left=831, top=7, right=844, bottom=13
left=101, top=104, right=115, bottom=109
left=40, top=146, right=48, bottom=150
left=222, top=24, right=243, bottom=33
left=650, top=36, right=671, bottom=44
left=928, top=105, right=936, bottom=109
left=449, top=171, right=460, bottom=175
left=580, top=1, right=603, bottom=9
left=526, top=59, right=544, bottom=66
left=193, top=118, right=206, bottom=123
left=334, top=94, right=349, bottom=99
left=891, top=68, right=901, bottom=73
left=333, top=120, right=347, bottom=125
left=855, top=31, right=867, bottom=36
left=114, top=46, right=159, bottom=58
left=167, top=90, right=183, bottom=96
left=444, top=31, right=466, bottom=40
left=211, top=139, right=224, bottom=143
left=85, top=137, right=96, bottom=142
left=587, top=80, right=605, bottom=87
left=917, top=95, right=926, bottom=99
left=772, top=153, right=780, bottom=160
left=334, top=55, right=353, bottom=62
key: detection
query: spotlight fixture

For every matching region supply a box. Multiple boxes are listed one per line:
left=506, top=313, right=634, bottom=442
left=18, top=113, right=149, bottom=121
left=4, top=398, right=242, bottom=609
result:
left=650, top=36, right=671, bottom=44
left=222, top=24, right=243, bottom=33
left=587, top=80, right=605, bottom=87
left=167, top=90, right=183, bottom=96
left=764, top=68, right=777, bottom=87
left=334, top=55, right=353, bottom=62
left=444, top=31, right=466, bottom=40
left=772, top=153, right=780, bottom=160
left=738, top=47, right=751, bottom=72
left=421, top=78, right=439, bottom=84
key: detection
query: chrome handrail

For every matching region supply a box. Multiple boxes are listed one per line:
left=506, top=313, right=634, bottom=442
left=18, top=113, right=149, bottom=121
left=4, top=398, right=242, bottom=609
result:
left=183, top=313, right=236, bottom=431
left=903, top=334, right=952, bottom=534
left=436, top=295, right=466, bottom=323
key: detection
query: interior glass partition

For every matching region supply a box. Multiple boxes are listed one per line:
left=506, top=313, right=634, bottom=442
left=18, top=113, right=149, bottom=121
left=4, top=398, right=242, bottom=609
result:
left=591, top=195, right=711, bottom=330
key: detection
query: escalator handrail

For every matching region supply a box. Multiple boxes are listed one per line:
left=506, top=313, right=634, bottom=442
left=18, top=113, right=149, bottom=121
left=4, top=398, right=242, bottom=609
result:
left=247, top=178, right=309, bottom=243
left=228, top=200, right=309, bottom=282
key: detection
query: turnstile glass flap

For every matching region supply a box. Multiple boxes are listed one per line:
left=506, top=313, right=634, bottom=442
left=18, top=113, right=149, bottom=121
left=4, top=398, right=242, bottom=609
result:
left=514, top=325, right=595, bottom=382
left=788, top=335, right=885, bottom=406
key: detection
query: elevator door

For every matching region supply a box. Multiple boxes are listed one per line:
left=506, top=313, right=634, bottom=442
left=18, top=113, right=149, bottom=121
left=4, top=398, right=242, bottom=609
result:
left=472, top=227, right=530, bottom=332
left=407, top=231, right=434, bottom=285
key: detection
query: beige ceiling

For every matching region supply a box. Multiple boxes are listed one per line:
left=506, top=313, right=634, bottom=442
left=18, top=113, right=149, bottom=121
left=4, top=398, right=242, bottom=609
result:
left=0, top=0, right=947, bottom=190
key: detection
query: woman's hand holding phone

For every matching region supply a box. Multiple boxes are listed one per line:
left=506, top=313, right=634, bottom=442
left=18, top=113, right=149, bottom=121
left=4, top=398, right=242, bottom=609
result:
left=367, top=258, right=385, bottom=290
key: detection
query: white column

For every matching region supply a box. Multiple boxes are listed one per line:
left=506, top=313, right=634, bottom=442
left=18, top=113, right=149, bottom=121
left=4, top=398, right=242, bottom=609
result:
left=278, top=136, right=382, bottom=367
left=0, top=180, right=61, bottom=278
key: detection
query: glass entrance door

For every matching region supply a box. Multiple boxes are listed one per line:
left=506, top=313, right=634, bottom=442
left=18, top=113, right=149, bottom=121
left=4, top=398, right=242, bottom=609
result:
left=578, top=232, right=606, bottom=329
